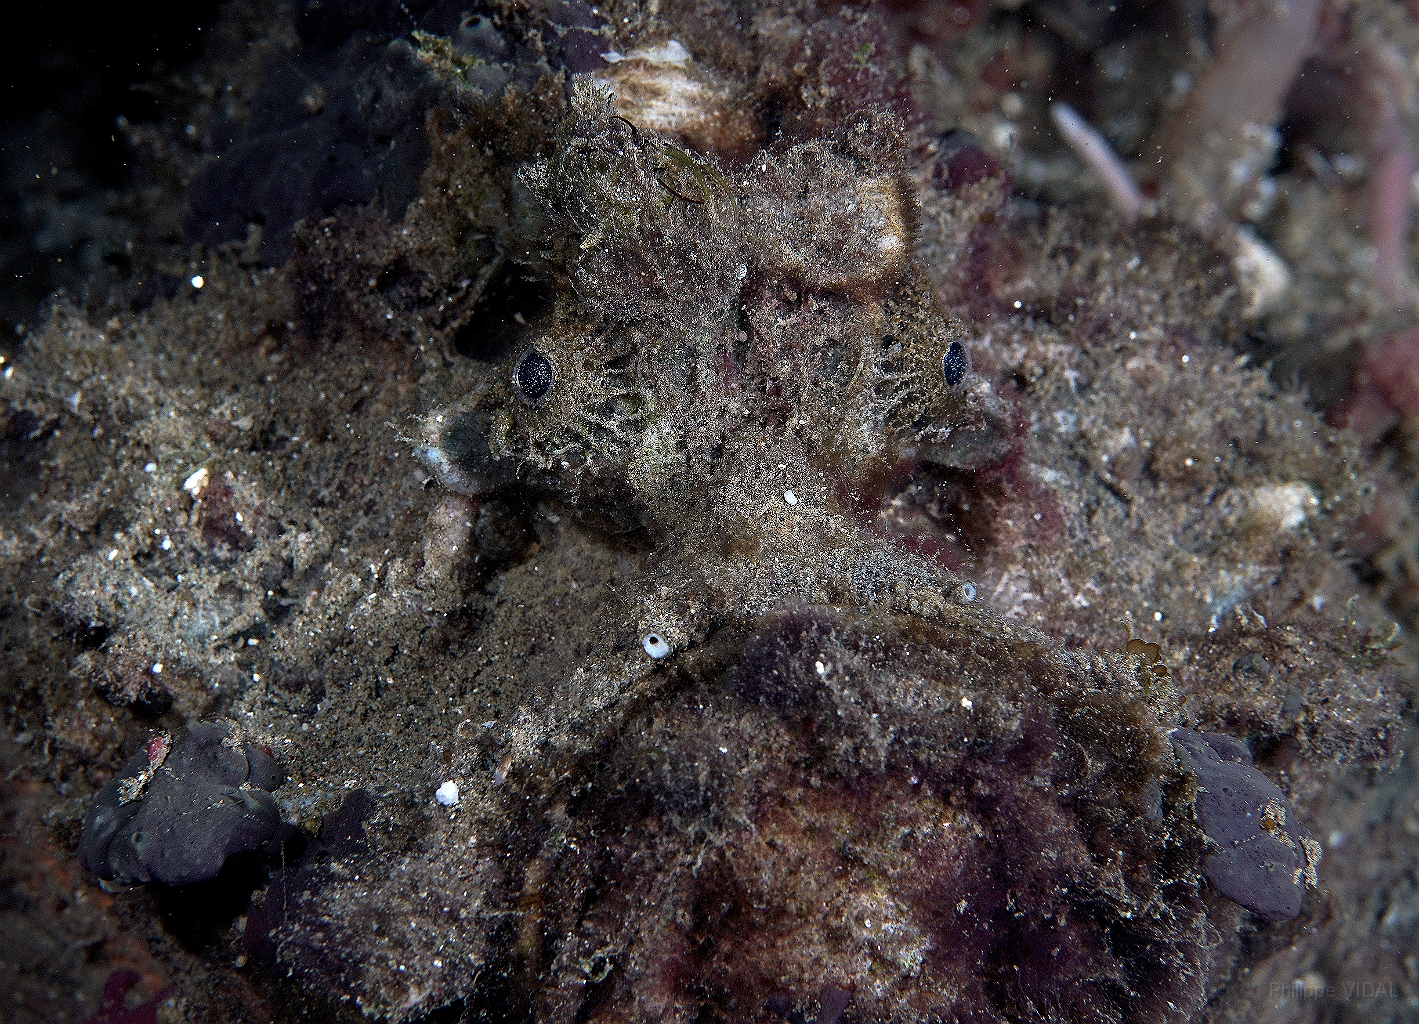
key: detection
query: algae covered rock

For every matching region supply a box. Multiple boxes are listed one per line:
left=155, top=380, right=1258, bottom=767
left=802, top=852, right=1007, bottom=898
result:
left=79, top=722, right=282, bottom=887
left=508, top=609, right=1211, bottom=1024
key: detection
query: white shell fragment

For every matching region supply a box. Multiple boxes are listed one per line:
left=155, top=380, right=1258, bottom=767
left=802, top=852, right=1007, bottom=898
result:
left=591, top=38, right=754, bottom=156
left=603, top=39, right=689, bottom=65
left=182, top=466, right=210, bottom=496
left=783, top=490, right=798, bottom=505
left=1233, top=227, right=1291, bottom=317
left=642, top=632, right=672, bottom=659
left=1250, top=482, right=1318, bottom=532
left=435, top=780, right=460, bottom=807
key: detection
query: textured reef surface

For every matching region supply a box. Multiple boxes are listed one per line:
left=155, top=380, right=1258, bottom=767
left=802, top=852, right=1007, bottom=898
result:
left=1, top=1, right=1416, bottom=1023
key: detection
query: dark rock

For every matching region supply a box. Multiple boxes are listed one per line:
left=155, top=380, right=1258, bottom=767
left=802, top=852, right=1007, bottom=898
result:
left=79, top=722, right=283, bottom=887
left=0, top=401, right=55, bottom=517
left=243, top=790, right=376, bottom=979
left=1170, top=727, right=1318, bottom=921
left=544, top=0, right=610, bottom=72
left=184, top=31, right=436, bottom=264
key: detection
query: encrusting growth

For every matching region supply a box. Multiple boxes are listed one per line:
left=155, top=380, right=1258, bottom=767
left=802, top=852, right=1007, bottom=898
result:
left=1, top=2, right=1404, bottom=1022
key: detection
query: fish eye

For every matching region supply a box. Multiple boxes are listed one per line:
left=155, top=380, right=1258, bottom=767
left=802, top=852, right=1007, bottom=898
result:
left=943, top=340, right=970, bottom=386
left=513, top=348, right=555, bottom=405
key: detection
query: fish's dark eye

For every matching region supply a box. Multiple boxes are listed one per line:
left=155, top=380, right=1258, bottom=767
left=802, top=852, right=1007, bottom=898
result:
left=943, top=340, right=969, bottom=386
left=513, top=348, right=555, bottom=405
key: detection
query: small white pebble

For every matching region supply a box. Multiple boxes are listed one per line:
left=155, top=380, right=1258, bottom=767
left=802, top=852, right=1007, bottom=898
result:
left=436, top=780, right=460, bottom=807
left=191, top=275, right=204, bottom=289
left=961, top=696, right=974, bottom=711
left=151, top=663, right=163, bottom=674
left=642, top=633, right=672, bottom=659
left=143, top=462, right=156, bottom=473
left=107, top=549, right=118, bottom=561
left=783, top=490, right=797, bottom=505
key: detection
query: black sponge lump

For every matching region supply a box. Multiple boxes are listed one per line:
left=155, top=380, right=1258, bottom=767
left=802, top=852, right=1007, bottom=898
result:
left=79, top=722, right=283, bottom=887
left=1169, top=728, right=1320, bottom=921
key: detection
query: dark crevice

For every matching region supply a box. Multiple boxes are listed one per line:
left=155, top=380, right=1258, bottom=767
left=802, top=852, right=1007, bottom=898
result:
left=452, top=267, right=552, bottom=364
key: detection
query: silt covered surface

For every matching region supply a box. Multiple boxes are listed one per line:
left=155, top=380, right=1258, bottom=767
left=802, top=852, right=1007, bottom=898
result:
left=0, top=1, right=1415, bottom=1023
